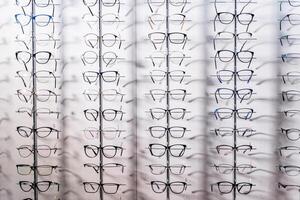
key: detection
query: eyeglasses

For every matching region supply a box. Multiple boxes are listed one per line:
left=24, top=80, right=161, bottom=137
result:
left=282, top=71, right=300, bottom=84
left=149, top=51, right=187, bottom=67
left=16, top=89, right=59, bottom=103
left=149, top=108, right=187, bottom=120
left=82, top=12, right=122, bottom=30
left=83, top=144, right=123, bottom=158
left=211, top=181, right=254, bottom=194
left=16, top=126, right=60, bottom=139
left=214, top=88, right=253, bottom=103
left=84, top=162, right=124, bottom=174
left=15, top=14, right=53, bottom=27
left=16, top=33, right=60, bottom=50
left=149, top=89, right=187, bottom=102
left=280, top=34, right=300, bottom=46
left=282, top=53, right=300, bottom=65
left=214, top=12, right=254, bottom=31
left=84, top=33, right=123, bottom=49
left=280, top=14, right=300, bottom=30
left=16, top=0, right=53, bottom=7
left=16, top=51, right=52, bottom=66
left=82, top=0, right=121, bottom=15
left=148, top=126, right=187, bottom=138
left=283, top=109, right=300, bottom=117
left=83, top=127, right=123, bottom=140
left=213, top=164, right=255, bottom=174
left=151, top=181, right=187, bottom=194
left=279, top=146, right=300, bottom=157
left=17, top=145, right=61, bottom=158
left=214, top=49, right=254, bottom=69
left=213, top=127, right=256, bottom=137
left=16, top=164, right=58, bottom=176
left=215, top=69, right=254, bottom=83
left=148, top=32, right=187, bottom=49
left=213, top=31, right=254, bottom=50
left=83, top=108, right=124, bottom=121
left=279, top=165, right=300, bottom=176
left=81, top=51, right=123, bottom=66
left=216, top=144, right=254, bottom=155
left=16, top=107, right=60, bottom=119
left=83, top=182, right=123, bottom=194
left=148, top=13, right=186, bottom=30
left=147, top=0, right=187, bottom=13
left=214, top=107, right=254, bottom=120
left=19, top=181, right=59, bottom=192
left=82, top=71, right=120, bottom=85
left=281, top=128, right=300, bottom=141
left=280, top=0, right=300, bottom=10
left=149, top=143, right=187, bottom=157
left=282, top=90, right=300, bottom=101
left=16, top=70, right=59, bottom=88
left=83, top=89, right=124, bottom=102
left=278, top=182, right=300, bottom=190
left=150, top=70, right=187, bottom=84
left=148, top=164, right=189, bottom=175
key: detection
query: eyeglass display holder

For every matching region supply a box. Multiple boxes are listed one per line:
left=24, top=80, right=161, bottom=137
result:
left=165, top=1, right=171, bottom=200
left=31, top=1, right=39, bottom=200
left=97, top=2, right=104, bottom=200
left=233, top=0, right=238, bottom=199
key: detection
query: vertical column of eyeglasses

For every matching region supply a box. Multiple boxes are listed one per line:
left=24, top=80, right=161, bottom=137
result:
left=146, top=0, right=191, bottom=199
left=278, top=0, right=300, bottom=195
left=0, top=2, right=12, bottom=199
left=81, top=0, right=126, bottom=198
left=209, top=0, right=257, bottom=198
left=15, top=0, right=62, bottom=199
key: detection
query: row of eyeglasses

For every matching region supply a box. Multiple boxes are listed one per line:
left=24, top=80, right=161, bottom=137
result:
left=146, top=0, right=191, bottom=197
left=81, top=0, right=126, bottom=197
left=15, top=0, right=62, bottom=199
left=209, top=0, right=256, bottom=196
left=278, top=0, right=300, bottom=194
